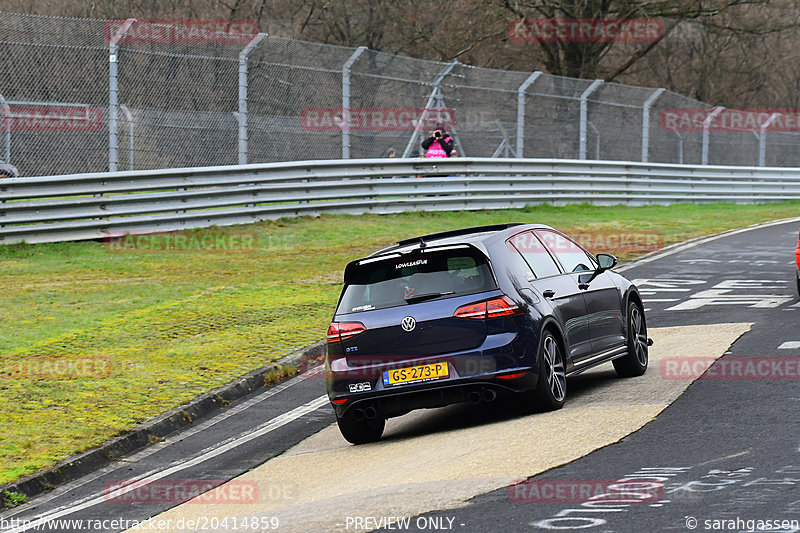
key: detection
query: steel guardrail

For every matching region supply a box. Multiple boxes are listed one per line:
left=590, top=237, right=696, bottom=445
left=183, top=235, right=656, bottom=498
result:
left=2, top=157, right=800, bottom=244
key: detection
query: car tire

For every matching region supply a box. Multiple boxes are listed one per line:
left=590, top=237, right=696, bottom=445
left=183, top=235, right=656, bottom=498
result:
left=336, top=410, right=385, bottom=445
left=613, top=301, right=648, bottom=378
left=533, top=330, right=567, bottom=411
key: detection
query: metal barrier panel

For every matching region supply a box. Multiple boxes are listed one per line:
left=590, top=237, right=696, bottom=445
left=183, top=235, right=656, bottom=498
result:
left=2, top=157, right=800, bottom=245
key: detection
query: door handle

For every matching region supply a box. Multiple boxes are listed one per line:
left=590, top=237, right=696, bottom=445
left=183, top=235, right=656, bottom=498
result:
left=542, top=289, right=555, bottom=298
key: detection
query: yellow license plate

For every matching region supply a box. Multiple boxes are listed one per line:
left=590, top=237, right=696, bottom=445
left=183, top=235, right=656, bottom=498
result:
left=382, top=362, right=449, bottom=386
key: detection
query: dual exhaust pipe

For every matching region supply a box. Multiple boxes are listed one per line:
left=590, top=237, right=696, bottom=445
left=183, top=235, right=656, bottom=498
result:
left=351, top=405, right=378, bottom=421
left=468, top=387, right=497, bottom=405
left=350, top=388, right=498, bottom=418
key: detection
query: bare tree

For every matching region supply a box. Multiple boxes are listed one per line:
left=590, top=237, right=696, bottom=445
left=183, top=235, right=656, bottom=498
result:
left=3, top=0, right=800, bottom=107
left=499, top=0, right=787, bottom=81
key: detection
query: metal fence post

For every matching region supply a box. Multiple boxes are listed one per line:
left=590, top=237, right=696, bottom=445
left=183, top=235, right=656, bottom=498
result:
left=758, top=112, right=780, bottom=167
left=641, top=88, right=665, bottom=162
left=108, top=18, right=136, bottom=173
left=701, top=106, right=725, bottom=165
left=341, top=46, right=367, bottom=159
left=238, top=33, right=267, bottom=165
left=579, top=80, right=603, bottom=160
left=401, top=59, right=458, bottom=158
left=516, top=71, right=542, bottom=158
left=0, top=94, right=10, bottom=164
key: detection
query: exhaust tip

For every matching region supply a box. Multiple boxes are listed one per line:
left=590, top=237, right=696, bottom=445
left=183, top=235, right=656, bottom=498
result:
left=482, top=388, right=497, bottom=402
left=468, top=390, right=482, bottom=404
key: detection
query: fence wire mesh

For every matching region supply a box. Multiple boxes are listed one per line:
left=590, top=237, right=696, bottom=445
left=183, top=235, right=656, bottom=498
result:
left=3, top=11, right=800, bottom=177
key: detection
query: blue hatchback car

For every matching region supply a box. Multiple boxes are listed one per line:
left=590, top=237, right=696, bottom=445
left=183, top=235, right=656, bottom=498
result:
left=326, top=223, right=650, bottom=444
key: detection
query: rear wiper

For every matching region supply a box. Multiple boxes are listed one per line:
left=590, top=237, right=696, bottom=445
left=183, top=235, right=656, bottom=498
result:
left=404, top=291, right=455, bottom=304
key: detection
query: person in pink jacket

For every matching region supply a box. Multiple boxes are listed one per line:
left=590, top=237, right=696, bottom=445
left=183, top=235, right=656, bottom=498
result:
left=421, top=123, right=454, bottom=158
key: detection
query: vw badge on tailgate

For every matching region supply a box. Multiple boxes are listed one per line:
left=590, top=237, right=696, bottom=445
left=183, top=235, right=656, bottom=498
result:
left=401, top=316, right=416, bottom=332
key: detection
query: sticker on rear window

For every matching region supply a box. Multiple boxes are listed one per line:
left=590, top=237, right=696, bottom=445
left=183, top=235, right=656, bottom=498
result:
left=396, top=259, right=427, bottom=269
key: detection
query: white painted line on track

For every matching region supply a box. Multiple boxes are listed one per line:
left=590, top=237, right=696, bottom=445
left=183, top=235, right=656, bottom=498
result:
left=0, top=367, right=324, bottom=521
left=617, top=216, right=800, bottom=273
left=4, top=395, right=330, bottom=533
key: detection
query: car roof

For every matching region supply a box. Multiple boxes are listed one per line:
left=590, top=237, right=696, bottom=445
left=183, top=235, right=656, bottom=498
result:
left=368, top=222, right=555, bottom=258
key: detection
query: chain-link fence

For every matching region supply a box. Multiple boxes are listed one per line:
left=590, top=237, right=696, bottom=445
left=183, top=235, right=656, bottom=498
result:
left=3, top=11, right=800, bottom=177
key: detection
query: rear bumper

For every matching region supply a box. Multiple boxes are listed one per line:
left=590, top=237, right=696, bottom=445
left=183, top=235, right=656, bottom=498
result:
left=329, top=371, right=538, bottom=419
left=326, top=325, right=540, bottom=418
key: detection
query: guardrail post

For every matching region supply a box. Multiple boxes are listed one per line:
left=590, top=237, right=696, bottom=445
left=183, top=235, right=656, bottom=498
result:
left=579, top=80, right=603, bottom=160
left=108, top=18, right=136, bottom=173
left=341, top=46, right=367, bottom=159
left=758, top=112, right=780, bottom=167
left=0, top=94, right=10, bottom=164
left=641, top=88, right=665, bottom=162
left=402, top=59, right=458, bottom=158
left=516, top=71, right=542, bottom=158
left=701, top=106, right=725, bottom=165
left=238, top=33, right=267, bottom=165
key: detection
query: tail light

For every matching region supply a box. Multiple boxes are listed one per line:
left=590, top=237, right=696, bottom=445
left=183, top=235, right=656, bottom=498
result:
left=327, top=321, right=366, bottom=343
left=454, top=296, right=520, bottom=320
left=497, top=371, right=527, bottom=380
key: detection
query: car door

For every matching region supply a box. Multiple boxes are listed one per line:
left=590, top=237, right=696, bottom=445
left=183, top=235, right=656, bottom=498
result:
left=534, top=229, right=626, bottom=360
left=507, top=231, right=592, bottom=363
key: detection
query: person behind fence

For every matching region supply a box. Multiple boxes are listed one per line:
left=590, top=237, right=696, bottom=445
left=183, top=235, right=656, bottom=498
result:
left=421, top=123, right=454, bottom=159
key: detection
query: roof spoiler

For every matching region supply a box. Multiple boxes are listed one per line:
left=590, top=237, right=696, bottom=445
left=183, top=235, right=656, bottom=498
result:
left=395, top=223, right=525, bottom=248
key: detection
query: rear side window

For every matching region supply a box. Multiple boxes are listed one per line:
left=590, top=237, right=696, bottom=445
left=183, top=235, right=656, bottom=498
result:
left=339, top=248, right=496, bottom=313
left=507, top=231, right=562, bottom=279
left=536, top=230, right=597, bottom=273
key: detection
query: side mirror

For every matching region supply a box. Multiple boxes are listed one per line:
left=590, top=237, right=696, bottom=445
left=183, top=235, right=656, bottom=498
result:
left=596, top=253, right=617, bottom=271
left=578, top=253, right=617, bottom=289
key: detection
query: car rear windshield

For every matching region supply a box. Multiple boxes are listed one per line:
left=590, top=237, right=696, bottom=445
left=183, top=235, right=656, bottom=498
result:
left=339, top=247, right=497, bottom=313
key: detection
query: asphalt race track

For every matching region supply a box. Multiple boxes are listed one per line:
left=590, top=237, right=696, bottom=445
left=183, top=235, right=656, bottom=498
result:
left=2, top=218, right=798, bottom=533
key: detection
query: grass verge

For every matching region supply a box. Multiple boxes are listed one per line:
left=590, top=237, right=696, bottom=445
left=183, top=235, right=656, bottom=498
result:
left=1, top=202, right=799, bottom=485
